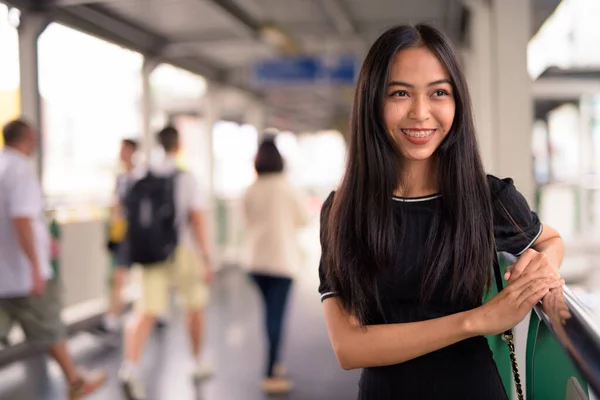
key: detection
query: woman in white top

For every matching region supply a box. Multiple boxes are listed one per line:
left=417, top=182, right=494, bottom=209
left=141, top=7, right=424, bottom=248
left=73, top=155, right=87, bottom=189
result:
left=243, top=136, right=311, bottom=394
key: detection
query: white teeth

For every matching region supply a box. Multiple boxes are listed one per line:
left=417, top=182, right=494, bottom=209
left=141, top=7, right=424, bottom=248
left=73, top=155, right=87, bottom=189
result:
left=401, top=129, right=435, bottom=138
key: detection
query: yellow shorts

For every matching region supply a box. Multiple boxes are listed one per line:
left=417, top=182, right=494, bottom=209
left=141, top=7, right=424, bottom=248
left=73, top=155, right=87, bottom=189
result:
left=136, top=246, right=209, bottom=314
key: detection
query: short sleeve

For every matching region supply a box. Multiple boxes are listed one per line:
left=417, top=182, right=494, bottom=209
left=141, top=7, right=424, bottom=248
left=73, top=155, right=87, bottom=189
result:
left=181, top=171, right=206, bottom=211
left=318, top=191, right=337, bottom=302
left=489, top=175, right=543, bottom=256
left=9, top=162, right=41, bottom=218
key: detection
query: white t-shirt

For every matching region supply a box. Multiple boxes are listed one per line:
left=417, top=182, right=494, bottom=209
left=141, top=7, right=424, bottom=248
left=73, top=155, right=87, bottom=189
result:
left=131, top=156, right=206, bottom=249
left=0, top=148, right=52, bottom=297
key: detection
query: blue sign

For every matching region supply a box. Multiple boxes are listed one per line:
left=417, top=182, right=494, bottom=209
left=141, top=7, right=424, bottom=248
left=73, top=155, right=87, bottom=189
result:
left=254, top=55, right=358, bottom=86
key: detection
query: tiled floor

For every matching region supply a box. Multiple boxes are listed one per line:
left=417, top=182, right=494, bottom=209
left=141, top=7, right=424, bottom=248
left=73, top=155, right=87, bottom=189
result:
left=0, top=267, right=360, bottom=400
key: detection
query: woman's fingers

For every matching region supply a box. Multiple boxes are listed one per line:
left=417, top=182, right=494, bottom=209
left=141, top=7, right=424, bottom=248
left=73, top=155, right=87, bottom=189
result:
left=509, top=269, right=557, bottom=291
left=508, top=250, right=537, bottom=281
left=504, top=265, right=513, bottom=281
left=514, top=277, right=561, bottom=304
left=523, top=286, right=551, bottom=309
left=507, top=249, right=559, bottom=285
left=548, top=278, right=565, bottom=289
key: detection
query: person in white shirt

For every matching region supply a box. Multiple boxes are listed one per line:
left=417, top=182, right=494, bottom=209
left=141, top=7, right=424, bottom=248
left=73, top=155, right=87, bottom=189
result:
left=242, top=135, right=311, bottom=394
left=119, top=126, right=214, bottom=400
left=0, top=119, right=106, bottom=399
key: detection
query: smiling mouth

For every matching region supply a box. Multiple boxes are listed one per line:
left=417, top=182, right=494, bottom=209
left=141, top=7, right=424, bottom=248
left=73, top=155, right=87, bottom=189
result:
left=401, top=129, right=436, bottom=138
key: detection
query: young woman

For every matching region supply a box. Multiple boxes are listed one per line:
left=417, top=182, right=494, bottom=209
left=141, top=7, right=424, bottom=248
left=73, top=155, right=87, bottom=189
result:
left=318, top=24, right=565, bottom=399
left=243, top=136, right=311, bottom=394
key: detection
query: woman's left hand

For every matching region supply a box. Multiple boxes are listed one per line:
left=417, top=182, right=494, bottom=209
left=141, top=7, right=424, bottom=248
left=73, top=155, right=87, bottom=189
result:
left=504, top=248, right=560, bottom=284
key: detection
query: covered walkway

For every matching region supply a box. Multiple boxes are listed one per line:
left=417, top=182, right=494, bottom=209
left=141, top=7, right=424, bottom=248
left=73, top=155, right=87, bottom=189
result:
left=0, top=265, right=360, bottom=400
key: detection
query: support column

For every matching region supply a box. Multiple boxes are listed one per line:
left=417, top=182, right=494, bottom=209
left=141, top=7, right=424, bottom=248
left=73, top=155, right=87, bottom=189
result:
left=463, top=0, right=495, bottom=173
left=464, top=0, right=534, bottom=203
left=18, top=11, right=50, bottom=177
left=141, top=57, right=159, bottom=164
left=492, top=0, right=534, bottom=203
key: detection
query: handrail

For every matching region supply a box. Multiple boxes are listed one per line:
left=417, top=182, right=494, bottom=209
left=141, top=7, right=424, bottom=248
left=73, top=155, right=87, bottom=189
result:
left=501, top=253, right=600, bottom=397
left=533, top=285, right=600, bottom=397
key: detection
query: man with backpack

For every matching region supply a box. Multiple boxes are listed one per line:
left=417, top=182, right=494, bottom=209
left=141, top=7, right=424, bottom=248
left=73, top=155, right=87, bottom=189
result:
left=119, top=126, right=214, bottom=400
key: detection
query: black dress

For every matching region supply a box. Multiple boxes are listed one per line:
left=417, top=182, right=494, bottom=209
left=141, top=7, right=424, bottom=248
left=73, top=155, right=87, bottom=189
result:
left=318, top=175, right=543, bottom=400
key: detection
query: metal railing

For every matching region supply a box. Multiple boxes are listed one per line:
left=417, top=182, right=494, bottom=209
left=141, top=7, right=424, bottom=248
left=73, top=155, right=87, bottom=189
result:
left=532, top=284, right=600, bottom=397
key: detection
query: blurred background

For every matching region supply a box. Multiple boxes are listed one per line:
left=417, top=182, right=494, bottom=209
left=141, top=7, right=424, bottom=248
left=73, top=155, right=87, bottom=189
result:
left=0, top=0, right=599, bottom=399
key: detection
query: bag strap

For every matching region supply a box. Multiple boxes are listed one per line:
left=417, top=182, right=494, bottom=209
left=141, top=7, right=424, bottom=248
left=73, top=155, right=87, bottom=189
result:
left=492, top=252, right=524, bottom=400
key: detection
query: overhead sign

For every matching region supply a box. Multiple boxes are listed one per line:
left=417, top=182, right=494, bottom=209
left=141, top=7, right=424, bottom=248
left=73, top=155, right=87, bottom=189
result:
left=253, top=55, right=358, bottom=86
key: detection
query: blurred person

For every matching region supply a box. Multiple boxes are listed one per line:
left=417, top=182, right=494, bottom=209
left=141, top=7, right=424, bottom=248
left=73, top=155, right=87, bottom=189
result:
left=119, top=126, right=214, bottom=400
left=0, top=119, right=106, bottom=399
left=318, top=24, right=564, bottom=399
left=243, top=135, right=311, bottom=394
left=100, top=138, right=169, bottom=337
left=100, top=138, right=138, bottom=334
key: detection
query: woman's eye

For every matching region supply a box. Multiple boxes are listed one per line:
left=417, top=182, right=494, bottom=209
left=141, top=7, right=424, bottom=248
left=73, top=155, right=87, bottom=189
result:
left=391, top=90, right=408, bottom=97
left=433, top=90, right=449, bottom=97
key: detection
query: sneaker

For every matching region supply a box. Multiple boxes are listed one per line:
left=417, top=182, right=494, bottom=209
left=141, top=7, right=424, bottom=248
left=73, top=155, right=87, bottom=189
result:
left=192, top=361, right=214, bottom=382
left=68, top=369, right=106, bottom=400
left=261, top=377, right=294, bottom=394
left=119, top=366, right=146, bottom=400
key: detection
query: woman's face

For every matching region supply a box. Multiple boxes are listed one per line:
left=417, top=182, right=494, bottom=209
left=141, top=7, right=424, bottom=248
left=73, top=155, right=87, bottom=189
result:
left=383, top=46, right=456, bottom=163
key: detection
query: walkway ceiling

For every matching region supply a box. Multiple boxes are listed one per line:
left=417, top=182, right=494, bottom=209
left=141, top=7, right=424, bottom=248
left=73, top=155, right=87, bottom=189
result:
left=5, top=0, right=561, bottom=133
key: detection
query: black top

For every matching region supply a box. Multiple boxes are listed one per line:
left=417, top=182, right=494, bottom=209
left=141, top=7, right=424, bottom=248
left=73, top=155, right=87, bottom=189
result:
left=318, top=175, right=542, bottom=399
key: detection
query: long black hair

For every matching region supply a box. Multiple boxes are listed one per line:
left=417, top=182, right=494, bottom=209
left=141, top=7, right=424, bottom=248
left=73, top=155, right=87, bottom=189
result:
left=324, top=24, right=494, bottom=325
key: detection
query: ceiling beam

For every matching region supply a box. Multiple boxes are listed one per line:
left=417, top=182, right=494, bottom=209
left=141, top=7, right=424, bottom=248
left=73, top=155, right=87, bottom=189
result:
left=55, top=4, right=165, bottom=52
left=166, top=30, right=242, bottom=46
left=2, top=0, right=34, bottom=9
left=318, top=0, right=366, bottom=52
left=319, top=0, right=359, bottom=37
left=51, top=0, right=112, bottom=5
left=204, top=0, right=260, bottom=37
left=5, top=0, right=263, bottom=100
left=49, top=4, right=263, bottom=99
left=203, top=0, right=301, bottom=54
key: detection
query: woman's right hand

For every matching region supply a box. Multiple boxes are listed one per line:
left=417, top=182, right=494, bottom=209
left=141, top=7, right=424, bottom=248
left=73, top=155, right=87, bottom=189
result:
left=470, top=271, right=564, bottom=336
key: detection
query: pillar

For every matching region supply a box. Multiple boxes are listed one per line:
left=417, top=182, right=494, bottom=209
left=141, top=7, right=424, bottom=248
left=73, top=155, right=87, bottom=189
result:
left=493, top=0, right=534, bottom=204
left=141, top=57, right=159, bottom=164
left=464, top=0, right=534, bottom=204
left=18, top=11, right=50, bottom=177
left=462, top=0, right=494, bottom=175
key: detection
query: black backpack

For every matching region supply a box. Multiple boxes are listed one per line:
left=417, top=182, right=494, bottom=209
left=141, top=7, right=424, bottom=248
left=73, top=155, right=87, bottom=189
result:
left=125, top=170, right=179, bottom=265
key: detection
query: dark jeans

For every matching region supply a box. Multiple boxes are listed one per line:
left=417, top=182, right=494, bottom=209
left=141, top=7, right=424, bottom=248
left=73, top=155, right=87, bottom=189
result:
left=251, top=273, right=293, bottom=378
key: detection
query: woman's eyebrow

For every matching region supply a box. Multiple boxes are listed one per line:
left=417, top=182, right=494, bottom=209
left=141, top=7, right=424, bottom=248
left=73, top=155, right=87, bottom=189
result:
left=387, top=79, right=452, bottom=88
